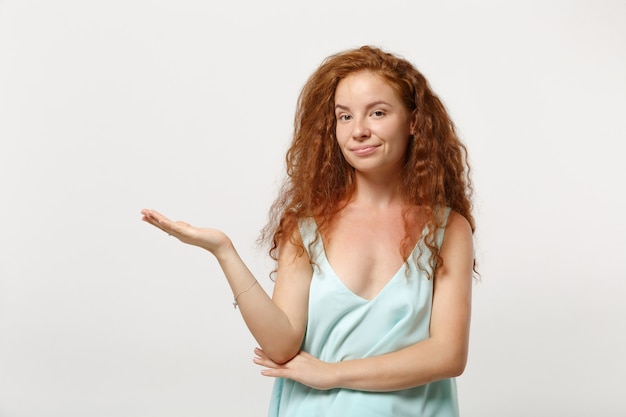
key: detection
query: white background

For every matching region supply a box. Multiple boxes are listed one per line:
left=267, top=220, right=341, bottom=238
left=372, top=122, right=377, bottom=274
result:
left=1, top=1, right=625, bottom=416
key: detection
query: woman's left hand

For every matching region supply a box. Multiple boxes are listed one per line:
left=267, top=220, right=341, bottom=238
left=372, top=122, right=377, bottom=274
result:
left=253, top=348, right=337, bottom=391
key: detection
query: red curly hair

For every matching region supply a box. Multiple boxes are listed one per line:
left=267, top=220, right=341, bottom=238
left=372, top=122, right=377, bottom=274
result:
left=260, top=45, right=475, bottom=278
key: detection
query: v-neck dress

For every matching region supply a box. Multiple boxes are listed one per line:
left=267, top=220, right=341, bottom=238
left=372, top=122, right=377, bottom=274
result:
left=268, top=207, right=459, bottom=417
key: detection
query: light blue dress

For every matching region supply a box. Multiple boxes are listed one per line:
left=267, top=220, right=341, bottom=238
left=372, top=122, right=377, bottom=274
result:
left=269, top=208, right=459, bottom=417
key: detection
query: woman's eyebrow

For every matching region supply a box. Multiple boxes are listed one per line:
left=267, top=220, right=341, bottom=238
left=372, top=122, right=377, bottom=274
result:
left=334, top=100, right=391, bottom=111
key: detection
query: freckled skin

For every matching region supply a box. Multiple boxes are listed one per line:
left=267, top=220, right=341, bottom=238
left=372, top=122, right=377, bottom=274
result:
left=334, top=71, right=414, bottom=180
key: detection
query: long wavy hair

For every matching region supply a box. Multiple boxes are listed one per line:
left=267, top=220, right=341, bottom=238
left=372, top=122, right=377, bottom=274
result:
left=260, top=45, right=475, bottom=278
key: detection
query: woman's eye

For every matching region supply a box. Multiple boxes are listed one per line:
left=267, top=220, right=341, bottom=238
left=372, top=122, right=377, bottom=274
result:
left=338, top=114, right=352, bottom=121
left=372, top=110, right=385, bottom=117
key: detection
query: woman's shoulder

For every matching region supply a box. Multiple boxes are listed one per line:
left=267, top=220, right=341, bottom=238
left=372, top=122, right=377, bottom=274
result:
left=440, top=209, right=474, bottom=256
left=445, top=210, right=472, bottom=233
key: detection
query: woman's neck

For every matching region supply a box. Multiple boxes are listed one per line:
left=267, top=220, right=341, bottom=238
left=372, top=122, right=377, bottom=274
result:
left=349, top=171, right=405, bottom=209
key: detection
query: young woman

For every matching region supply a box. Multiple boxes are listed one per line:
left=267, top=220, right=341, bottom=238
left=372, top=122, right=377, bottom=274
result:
left=142, top=45, right=475, bottom=417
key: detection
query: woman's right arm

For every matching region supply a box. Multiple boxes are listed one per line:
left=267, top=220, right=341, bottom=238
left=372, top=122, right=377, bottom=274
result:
left=141, top=209, right=311, bottom=363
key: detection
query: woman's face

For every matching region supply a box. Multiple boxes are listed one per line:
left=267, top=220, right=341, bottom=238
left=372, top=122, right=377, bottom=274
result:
left=334, top=71, right=413, bottom=178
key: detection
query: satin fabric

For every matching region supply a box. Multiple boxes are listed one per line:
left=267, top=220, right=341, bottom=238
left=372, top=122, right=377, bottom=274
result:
left=269, top=208, right=459, bottom=417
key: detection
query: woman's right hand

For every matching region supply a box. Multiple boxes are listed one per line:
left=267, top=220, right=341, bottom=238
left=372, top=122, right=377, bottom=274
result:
left=141, top=209, right=232, bottom=256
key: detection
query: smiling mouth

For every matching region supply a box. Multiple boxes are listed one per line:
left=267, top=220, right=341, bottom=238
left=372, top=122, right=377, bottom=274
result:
left=351, top=145, right=379, bottom=156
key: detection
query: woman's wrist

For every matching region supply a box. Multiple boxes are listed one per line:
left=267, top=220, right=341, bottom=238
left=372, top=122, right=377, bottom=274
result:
left=206, top=235, right=235, bottom=259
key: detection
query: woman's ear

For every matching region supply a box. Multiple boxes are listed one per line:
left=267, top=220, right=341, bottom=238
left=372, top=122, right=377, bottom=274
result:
left=409, top=110, right=418, bottom=134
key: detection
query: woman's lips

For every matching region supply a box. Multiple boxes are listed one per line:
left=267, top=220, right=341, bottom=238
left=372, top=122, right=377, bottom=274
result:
left=351, top=145, right=379, bottom=156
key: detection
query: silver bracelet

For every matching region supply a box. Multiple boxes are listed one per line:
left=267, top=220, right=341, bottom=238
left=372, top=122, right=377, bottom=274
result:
left=233, top=280, right=258, bottom=309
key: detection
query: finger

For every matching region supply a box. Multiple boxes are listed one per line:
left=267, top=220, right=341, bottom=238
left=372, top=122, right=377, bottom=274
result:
left=254, top=348, right=271, bottom=360
left=260, top=368, right=287, bottom=378
left=141, top=210, right=179, bottom=237
left=143, top=209, right=171, bottom=225
left=141, top=209, right=162, bottom=220
left=141, top=214, right=170, bottom=233
left=253, top=355, right=279, bottom=368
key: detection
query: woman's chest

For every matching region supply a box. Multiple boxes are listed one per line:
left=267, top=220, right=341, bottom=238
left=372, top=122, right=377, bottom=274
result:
left=323, top=217, right=415, bottom=301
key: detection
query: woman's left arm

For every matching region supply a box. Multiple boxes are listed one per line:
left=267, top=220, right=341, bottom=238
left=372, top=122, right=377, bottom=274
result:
left=254, top=211, right=474, bottom=391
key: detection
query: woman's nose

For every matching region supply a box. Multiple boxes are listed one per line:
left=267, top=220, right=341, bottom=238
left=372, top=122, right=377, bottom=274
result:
left=352, top=118, right=371, bottom=140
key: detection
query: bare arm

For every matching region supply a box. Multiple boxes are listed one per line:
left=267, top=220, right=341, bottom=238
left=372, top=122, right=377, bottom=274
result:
left=255, top=211, right=473, bottom=391
left=141, top=209, right=311, bottom=363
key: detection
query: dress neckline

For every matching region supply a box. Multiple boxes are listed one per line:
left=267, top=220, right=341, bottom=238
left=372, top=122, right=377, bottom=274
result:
left=313, top=223, right=427, bottom=303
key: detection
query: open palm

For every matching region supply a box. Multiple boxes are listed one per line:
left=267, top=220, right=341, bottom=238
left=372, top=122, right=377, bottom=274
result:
left=141, top=209, right=231, bottom=255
